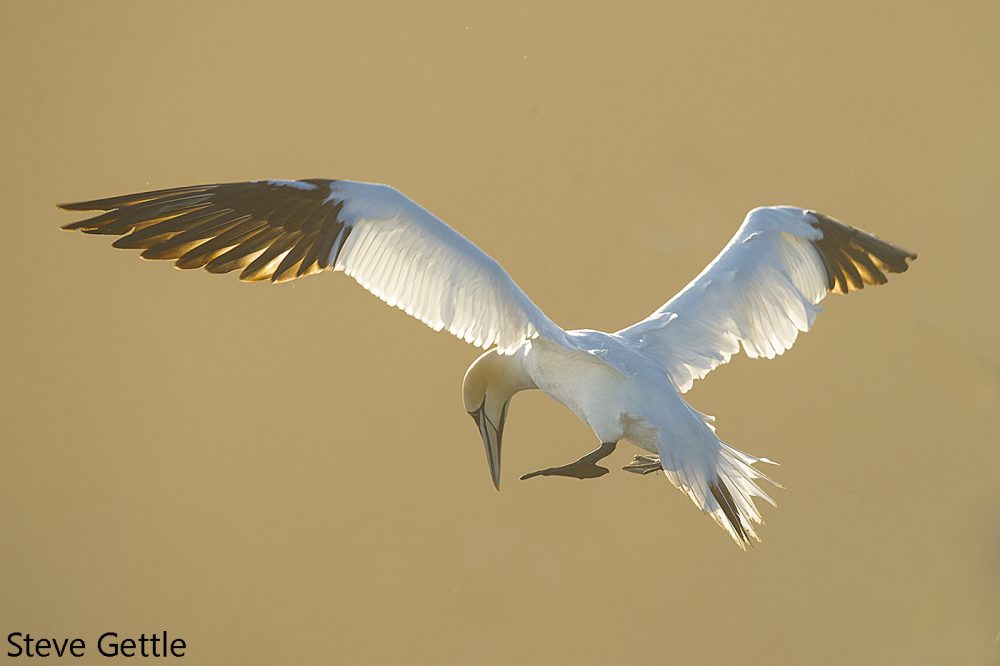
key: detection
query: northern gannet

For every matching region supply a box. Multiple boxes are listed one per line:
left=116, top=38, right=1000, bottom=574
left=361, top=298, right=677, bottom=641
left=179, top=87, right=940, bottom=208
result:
left=60, top=179, right=916, bottom=548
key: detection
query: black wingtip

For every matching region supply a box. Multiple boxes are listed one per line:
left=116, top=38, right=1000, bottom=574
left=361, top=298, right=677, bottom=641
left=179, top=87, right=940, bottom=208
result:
left=57, top=200, right=106, bottom=212
left=59, top=216, right=101, bottom=231
left=809, top=212, right=917, bottom=293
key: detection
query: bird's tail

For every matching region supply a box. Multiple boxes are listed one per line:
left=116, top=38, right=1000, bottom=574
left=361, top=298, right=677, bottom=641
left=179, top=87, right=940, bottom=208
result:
left=656, top=409, right=780, bottom=549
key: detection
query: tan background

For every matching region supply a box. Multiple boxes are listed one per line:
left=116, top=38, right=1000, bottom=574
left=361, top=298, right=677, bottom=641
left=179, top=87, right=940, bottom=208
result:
left=1, top=1, right=998, bottom=664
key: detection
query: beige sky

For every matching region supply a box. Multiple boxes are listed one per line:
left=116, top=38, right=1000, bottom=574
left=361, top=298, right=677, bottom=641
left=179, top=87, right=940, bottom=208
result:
left=2, top=1, right=998, bottom=664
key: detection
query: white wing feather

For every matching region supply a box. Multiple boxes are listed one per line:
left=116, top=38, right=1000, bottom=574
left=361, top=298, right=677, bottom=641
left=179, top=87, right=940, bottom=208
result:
left=619, top=207, right=830, bottom=390
left=619, top=205, right=922, bottom=392
left=330, top=181, right=566, bottom=353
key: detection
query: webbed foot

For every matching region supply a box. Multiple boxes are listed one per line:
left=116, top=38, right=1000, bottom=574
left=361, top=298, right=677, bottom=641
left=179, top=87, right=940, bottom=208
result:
left=622, top=454, right=662, bottom=475
left=520, top=441, right=617, bottom=481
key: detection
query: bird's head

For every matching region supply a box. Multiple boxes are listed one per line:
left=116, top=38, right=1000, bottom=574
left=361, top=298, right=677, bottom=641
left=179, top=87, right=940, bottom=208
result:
left=462, top=349, right=533, bottom=490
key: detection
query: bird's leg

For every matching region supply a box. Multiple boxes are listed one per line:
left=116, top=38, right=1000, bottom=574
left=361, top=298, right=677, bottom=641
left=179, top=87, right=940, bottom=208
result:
left=622, top=454, right=662, bottom=475
left=520, top=441, right=617, bottom=481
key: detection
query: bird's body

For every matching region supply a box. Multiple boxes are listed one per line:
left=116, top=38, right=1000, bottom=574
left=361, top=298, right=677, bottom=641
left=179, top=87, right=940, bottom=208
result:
left=60, top=178, right=915, bottom=548
left=476, top=330, right=778, bottom=543
left=523, top=332, right=677, bottom=451
left=525, top=334, right=636, bottom=444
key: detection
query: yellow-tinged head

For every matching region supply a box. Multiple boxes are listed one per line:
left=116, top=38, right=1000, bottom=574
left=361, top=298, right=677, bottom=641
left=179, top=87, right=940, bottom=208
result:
left=462, top=349, right=535, bottom=490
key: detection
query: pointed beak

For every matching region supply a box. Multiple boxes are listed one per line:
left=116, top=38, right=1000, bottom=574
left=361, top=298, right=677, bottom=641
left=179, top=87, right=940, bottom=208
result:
left=470, top=400, right=509, bottom=490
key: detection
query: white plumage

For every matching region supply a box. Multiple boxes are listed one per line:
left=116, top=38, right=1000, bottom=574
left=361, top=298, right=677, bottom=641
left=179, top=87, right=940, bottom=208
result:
left=620, top=206, right=830, bottom=392
left=60, top=180, right=915, bottom=548
left=330, top=181, right=564, bottom=352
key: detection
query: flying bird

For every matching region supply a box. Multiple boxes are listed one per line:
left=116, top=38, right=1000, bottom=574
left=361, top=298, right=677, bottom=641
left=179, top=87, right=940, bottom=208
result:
left=59, top=179, right=915, bottom=548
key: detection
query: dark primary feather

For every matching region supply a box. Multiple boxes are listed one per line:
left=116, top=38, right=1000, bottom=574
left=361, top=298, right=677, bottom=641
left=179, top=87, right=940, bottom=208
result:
left=59, top=180, right=351, bottom=284
left=808, top=212, right=917, bottom=294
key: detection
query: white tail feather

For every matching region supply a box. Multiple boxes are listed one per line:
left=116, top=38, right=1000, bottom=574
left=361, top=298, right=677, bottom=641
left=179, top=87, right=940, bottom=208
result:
left=655, top=407, right=780, bottom=549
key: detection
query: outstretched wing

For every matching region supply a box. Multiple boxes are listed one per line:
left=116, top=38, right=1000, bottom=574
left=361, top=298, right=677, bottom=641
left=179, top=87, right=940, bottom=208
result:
left=618, top=206, right=916, bottom=391
left=60, top=179, right=567, bottom=353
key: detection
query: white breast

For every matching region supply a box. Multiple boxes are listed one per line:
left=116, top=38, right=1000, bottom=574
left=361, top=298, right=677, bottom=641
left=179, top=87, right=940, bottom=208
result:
left=523, top=337, right=639, bottom=444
